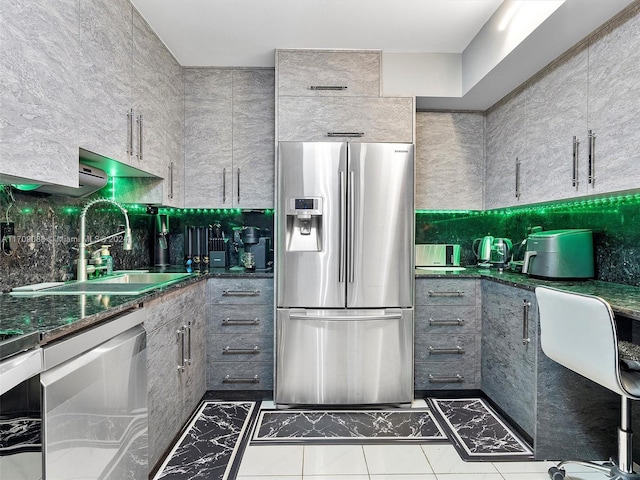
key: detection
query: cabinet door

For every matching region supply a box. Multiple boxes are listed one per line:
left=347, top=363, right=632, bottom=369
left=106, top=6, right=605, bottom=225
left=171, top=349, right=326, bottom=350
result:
left=277, top=50, right=381, bottom=97
left=587, top=6, right=640, bottom=194
left=164, top=57, right=184, bottom=208
left=525, top=46, right=589, bottom=203
left=0, top=0, right=79, bottom=187
left=184, top=69, right=233, bottom=208
left=481, top=281, right=537, bottom=438
left=485, top=89, right=526, bottom=209
left=180, top=284, right=206, bottom=424
left=278, top=96, right=414, bottom=143
left=415, top=112, right=484, bottom=210
left=132, top=9, right=168, bottom=177
left=232, top=70, right=275, bottom=209
left=78, top=0, right=132, bottom=167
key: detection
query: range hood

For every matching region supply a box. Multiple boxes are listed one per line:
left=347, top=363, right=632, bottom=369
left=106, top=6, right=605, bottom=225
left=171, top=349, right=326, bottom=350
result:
left=14, top=163, right=108, bottom=197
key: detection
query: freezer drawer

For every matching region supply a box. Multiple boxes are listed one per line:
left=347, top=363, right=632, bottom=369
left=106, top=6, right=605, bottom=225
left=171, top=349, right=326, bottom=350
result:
left=275, top=308, right=413, bottom=406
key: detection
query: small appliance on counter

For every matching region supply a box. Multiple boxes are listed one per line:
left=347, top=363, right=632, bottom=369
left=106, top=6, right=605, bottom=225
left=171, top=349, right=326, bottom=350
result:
left=152, top=214, right=170, bottom=266
left=522, top=229, right=594, bottom=279
left=415, top=244, right=461, bottom=267
left=473, top=236, right=512, bottom=268
left=240, top=226, right=272, bottom=271
left=185, top=225, right=211, bottom=268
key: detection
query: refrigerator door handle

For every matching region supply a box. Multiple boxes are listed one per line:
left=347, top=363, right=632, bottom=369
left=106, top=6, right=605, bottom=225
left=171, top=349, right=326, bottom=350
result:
left=348, top=170, right=355, bottom=283
left=339, top=171, right=346, bottom=283
left=288, top=312, right=402, bottom=321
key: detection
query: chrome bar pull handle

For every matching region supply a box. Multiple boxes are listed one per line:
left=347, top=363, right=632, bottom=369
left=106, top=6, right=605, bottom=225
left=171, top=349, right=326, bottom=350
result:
left=515, top=157, right=521, bottom=198
left=223, top=375, right=259, bottom=384
left=428, top=374, right=464, bottom=384
left=186, top=321, right=192, bottom=365
left=222, top=318, right=260, bottom=326
left=177, top=327, right=185, bottom=372
left=428, top=346, right=465, bottom=355
left=168, top=162, right=174, bottom=199
left=588, top=129, right=596, bottom=185
left=310, top=85, right=348, bottom=91
left=127, top=109, right=134, bottom=156
left=327, top=132, right=364, bottom=138
left=137, top=114, right=143, bottom=160
left=429, top=318, right=465, bottom=326
left=222, top=168, right=227, bottom=204
left=572, top=136, right=579, bottom=189
left=222, top=346, right=260, bottom=355
left=339, top=171, right=346, bottom=283
left=237, top=167, right=240, bottom=204
left=222, top=289, right=260, bottom=297
left=522, top=300, right=532, bottom=345
left=428, top=290, right=464, bottom=297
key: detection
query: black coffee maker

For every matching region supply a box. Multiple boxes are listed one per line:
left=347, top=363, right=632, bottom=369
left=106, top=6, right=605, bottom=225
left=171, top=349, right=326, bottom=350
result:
left=240, top=226, right=271, bottom=271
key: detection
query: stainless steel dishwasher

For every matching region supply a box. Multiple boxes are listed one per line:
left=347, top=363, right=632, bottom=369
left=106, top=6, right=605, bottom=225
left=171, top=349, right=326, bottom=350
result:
left=40, top=308, right=148, bottom=480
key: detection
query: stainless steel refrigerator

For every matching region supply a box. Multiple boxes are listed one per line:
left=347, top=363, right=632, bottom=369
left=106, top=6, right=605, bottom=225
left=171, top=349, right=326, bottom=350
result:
left=275, top=141, right=414, bottom=407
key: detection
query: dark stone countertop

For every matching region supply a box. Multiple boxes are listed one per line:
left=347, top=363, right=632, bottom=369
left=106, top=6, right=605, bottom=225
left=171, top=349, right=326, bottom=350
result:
left=0, top=266, right=273, bottom=358
left=416, top=266, right=640, bottom=321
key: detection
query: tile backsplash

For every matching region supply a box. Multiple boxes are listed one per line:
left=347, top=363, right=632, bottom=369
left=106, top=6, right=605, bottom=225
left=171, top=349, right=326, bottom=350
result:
left=1, top=188, right=638, bottom=291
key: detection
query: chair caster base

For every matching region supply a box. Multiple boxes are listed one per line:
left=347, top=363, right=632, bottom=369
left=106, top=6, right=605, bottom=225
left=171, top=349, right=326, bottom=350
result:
left=549, top=461, right=640, bottom=480
left=548, top=466, right=565, bottom=480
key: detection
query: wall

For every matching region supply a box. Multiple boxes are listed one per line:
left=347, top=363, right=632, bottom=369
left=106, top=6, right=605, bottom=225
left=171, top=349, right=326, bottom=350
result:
left=0, top=187, right=274, bottom=292
left=416, top=193, right=640, bottom=287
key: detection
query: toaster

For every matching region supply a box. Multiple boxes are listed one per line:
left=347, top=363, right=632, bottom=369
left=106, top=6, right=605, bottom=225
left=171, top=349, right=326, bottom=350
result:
left=522, top=229, right=594, bottom=279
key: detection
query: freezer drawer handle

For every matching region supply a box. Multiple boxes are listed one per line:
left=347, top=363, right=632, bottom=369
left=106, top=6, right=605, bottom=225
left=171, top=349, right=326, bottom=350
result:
left=428, top=290, right=464, bottom=297
left=429, top=318, right=465, bottom=326
left=222, top=318, right=260, bottom=326
left=222, top=346, right=260, bottom=355
left=310, top=85, right=348, bottom=91
left=222, top=290, right=260, bottom=297
left=428, top=346, right=465, bottom=355
left=327, top=132, right=364, bottom=137
left=428, top=374, right=464, bottom=384
left=289, top=313, right=402, bottom=321
left=223, top=375, right=260, bottom=384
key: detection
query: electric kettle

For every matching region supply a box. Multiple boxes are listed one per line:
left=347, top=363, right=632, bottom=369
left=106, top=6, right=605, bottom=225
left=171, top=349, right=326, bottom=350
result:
left=490, top=238, right=512, bottom=268
left=472, top=236, right=493, bottom=264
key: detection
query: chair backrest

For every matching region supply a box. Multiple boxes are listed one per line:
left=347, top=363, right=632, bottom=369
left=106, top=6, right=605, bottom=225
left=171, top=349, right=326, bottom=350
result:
left=535, top=286, right=624, bottom=396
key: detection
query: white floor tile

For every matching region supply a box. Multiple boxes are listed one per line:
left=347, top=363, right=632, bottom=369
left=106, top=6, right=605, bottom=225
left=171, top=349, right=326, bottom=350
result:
left=421, top=444, right=500, bottom=474
left=303, top=445, right=368, bottom=475
left=412, top=399, right=429, bottom=408
left=238, top=477, right=302, bottom=480
left=364, top=444, right=433, bottom=475
left=237, top=445, right=303, bottom=476
left=305, top=476, right=369, bottom=480
left=501, top=473, right=557, bottom=480
left=493, top=461, right=556, bottom=474
left=371, top=475, right=437, bottom=480
left=434, top=474, right=504, bottom=480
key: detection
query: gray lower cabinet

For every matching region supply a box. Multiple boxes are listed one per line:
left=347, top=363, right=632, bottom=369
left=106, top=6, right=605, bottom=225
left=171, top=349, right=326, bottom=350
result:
left=0, top=0, right=79, bottom=187
left=207, top=277, right=274, bottom=390
left=415, top=278, right=481, bottom=390
left=184, top=68, right=275, bottom=209
left=145, top=281, right=207, bottom=471
left=481, top=281, right=537, bottom=438
left=415, top=112, right=484, bottom=210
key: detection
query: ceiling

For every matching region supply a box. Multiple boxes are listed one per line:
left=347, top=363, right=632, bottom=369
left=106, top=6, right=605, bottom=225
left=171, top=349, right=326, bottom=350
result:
left=130, top=0, right=636, bottom=110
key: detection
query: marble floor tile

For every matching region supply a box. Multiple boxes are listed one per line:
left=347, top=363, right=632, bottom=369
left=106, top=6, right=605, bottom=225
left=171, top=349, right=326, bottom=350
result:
left=421, top=444, right=500, bottom=475
left=492, top=461, right=557, bottom=474
left=303, top=445, right=368, bottom=475
left=433, top=474, right=505, bottom=480
left=236, top=444, right=303, bottom=476
left=371, top=475, right=437, bottom=480
left=364, top=444, right=433, bottom=475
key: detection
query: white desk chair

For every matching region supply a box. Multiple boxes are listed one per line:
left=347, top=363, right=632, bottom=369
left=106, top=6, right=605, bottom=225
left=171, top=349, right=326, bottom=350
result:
left=535, top=286, right=640, bottom=480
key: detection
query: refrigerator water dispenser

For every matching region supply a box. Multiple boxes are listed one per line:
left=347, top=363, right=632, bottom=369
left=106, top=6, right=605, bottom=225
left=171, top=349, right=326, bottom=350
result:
left=286, top=197, right=323, bottom=251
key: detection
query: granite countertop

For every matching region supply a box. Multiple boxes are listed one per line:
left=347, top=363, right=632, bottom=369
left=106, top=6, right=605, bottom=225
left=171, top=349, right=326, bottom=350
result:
left=416, top=266, right=640, bottom=321
left=0, top=266, right=273, bottom=358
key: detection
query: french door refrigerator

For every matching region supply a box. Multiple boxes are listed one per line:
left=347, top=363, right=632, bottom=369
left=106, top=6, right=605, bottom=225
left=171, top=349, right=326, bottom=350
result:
left=275, top=141, right=414, bottom=407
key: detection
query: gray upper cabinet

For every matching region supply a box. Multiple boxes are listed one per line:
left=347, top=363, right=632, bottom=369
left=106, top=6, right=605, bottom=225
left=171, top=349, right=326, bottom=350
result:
left=184, top=68, right=275, bottom=209
left=79, top=0, right=133, bottom=169
left=0, top=0, right=79, bottom=187
left=277, top=49, right=381, bottom=97
left=587, top=4, right=640, bottom=195
left=276, top=49, right=414, bottom=144
left=525, top=46, right=589, bottom=203
left=415, top=112, right=484, bottom=210
left=484, top=89, right=526, bottom=210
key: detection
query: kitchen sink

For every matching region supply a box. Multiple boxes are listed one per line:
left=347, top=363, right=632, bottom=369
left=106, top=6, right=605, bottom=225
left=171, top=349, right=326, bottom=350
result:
left=10, top=272, right=192, bottom=296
